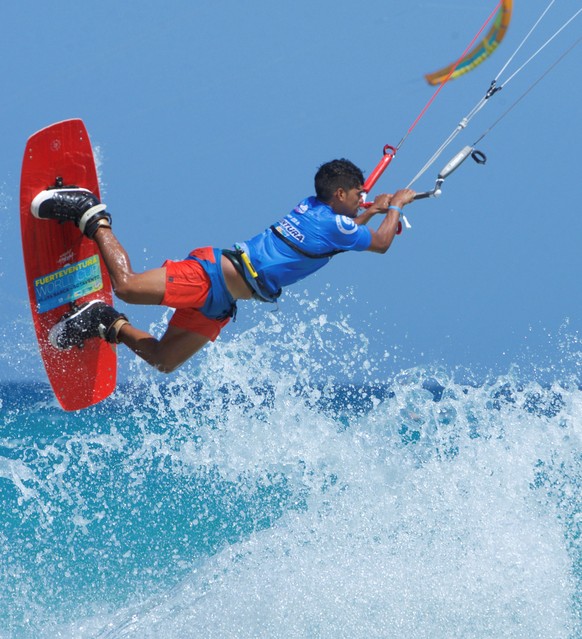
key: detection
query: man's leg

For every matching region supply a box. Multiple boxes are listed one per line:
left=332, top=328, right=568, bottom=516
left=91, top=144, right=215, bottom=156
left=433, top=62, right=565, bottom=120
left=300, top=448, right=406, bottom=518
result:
left=32, top=188, right=167, bottom=305
left=117, top=323, right=210, bottom=373
left=90, top=225, right=212, bottom=372
left=93, top=225, right=166, bottom=305
left=32, top=188, right=212, bottom=371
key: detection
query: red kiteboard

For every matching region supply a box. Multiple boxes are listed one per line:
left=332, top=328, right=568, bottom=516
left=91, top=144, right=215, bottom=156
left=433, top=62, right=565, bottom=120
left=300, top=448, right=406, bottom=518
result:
left=20, top=119, right=117, bottom=411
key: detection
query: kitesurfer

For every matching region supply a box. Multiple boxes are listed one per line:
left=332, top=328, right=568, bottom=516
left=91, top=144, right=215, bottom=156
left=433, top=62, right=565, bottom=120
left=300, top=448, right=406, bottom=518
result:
left=31, top=159, right=415, bottom=372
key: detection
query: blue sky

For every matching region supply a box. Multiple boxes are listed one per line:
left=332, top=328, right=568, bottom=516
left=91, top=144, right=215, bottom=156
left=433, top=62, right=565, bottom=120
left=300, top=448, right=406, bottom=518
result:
left=1, top=0, right=580, bottom=382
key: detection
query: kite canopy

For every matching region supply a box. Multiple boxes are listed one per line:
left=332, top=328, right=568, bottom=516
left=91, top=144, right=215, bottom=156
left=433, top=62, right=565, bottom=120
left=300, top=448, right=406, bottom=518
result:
left=425, top=0, right=513, bottom=86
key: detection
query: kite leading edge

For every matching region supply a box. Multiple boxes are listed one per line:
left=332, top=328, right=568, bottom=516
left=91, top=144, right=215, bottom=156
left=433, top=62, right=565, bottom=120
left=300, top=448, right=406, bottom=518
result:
left=425, top=0, right=513, bottom=86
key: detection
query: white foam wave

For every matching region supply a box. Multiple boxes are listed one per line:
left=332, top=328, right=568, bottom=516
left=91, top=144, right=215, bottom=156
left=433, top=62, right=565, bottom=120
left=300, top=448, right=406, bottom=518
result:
left=63, top=372, right=581, bottom=638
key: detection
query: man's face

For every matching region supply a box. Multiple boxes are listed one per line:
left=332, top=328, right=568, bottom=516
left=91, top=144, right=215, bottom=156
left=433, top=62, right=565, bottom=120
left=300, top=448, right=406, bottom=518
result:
left=334, top=186, right=364, bottom=218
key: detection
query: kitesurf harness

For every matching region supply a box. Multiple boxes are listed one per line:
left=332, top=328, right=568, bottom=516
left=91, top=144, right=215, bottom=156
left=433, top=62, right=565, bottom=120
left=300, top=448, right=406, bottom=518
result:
left=185, top=248, right=238, bottom=320
left=269, top=225, right=346, bottom=260
left=222, top=245, right=281, bottom=304
left=223, top=223, right=348, bottom=304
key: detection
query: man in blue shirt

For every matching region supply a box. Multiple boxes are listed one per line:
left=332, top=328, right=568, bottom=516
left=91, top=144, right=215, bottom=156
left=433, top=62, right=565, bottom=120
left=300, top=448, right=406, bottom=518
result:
left=31, top=159, right=415, bottom=372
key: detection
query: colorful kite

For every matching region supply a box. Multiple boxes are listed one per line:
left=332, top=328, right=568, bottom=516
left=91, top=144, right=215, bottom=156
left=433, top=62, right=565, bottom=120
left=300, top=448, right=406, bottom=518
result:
left=425, top=0, right=513, bottom=86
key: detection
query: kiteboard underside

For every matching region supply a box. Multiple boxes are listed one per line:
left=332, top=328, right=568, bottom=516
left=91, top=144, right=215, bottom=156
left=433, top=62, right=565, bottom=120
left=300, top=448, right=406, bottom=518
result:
left=20, top=118, right=117, bottom=411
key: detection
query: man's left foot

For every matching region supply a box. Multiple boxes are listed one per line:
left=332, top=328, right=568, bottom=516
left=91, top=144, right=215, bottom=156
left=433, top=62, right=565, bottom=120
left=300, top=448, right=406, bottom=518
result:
left=48, top=300, right=128, bottom=350
left=31, top=188, right=111, bottom=238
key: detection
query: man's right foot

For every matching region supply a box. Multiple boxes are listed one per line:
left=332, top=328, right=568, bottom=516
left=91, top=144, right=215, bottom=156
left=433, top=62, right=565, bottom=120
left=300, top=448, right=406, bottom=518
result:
left=48, top=299, right=128, bottom=350
left=31, top=188, right=111, bottom=238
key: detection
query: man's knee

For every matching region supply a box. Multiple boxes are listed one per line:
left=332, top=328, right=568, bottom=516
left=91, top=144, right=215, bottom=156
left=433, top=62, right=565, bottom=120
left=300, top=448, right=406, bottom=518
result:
left=155, top=361, right=180, bottom=374
left=151, top=347, right=189, bottom=374
left=112, top=280, right=136, bottom=304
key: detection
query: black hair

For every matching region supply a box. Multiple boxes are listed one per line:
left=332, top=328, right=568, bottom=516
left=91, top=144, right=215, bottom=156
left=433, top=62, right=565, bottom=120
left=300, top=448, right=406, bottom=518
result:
left=314, top=159, right=365, bottom=202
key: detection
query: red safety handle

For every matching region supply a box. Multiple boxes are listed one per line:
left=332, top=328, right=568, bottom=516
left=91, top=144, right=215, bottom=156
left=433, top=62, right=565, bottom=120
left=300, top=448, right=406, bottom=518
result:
left=363, top=145, right=397, bottom=194
left=360, top=144, right=402, bottom=234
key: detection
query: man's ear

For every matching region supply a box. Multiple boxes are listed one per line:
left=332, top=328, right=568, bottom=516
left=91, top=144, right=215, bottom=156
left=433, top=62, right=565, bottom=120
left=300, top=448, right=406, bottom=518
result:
left=334, top=187, right=346, bottom=202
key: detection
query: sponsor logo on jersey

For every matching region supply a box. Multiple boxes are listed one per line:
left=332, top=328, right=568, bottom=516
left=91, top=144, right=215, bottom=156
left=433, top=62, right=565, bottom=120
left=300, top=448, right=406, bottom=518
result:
left=336, top=215, right=358, bottom=235
left=279, top=218, right=305, bottom=242
left=294, top=203, right=309, bottom=215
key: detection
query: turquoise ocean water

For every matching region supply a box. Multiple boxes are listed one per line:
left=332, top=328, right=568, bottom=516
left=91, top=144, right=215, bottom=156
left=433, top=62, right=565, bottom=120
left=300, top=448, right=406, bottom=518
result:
left=1, top=304, right=581, bottom=638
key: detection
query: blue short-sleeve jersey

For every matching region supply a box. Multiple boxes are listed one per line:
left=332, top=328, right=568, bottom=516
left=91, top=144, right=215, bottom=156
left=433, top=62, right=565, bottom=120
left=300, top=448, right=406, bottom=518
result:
left=241, top=197, right=372, bottom=295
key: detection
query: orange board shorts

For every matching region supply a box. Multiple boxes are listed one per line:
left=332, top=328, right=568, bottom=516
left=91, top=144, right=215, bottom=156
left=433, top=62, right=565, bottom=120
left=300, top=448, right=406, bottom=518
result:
left=161, top=247, right=230, bottom=342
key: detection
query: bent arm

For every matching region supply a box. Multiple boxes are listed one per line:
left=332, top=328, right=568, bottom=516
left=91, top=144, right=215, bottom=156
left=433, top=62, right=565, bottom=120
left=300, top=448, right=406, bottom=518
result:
left=353, top=193, right=392, bottom=226
left=366, top=188, right=416, bottom=254
left=367, top=208, right=401, bottom=253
